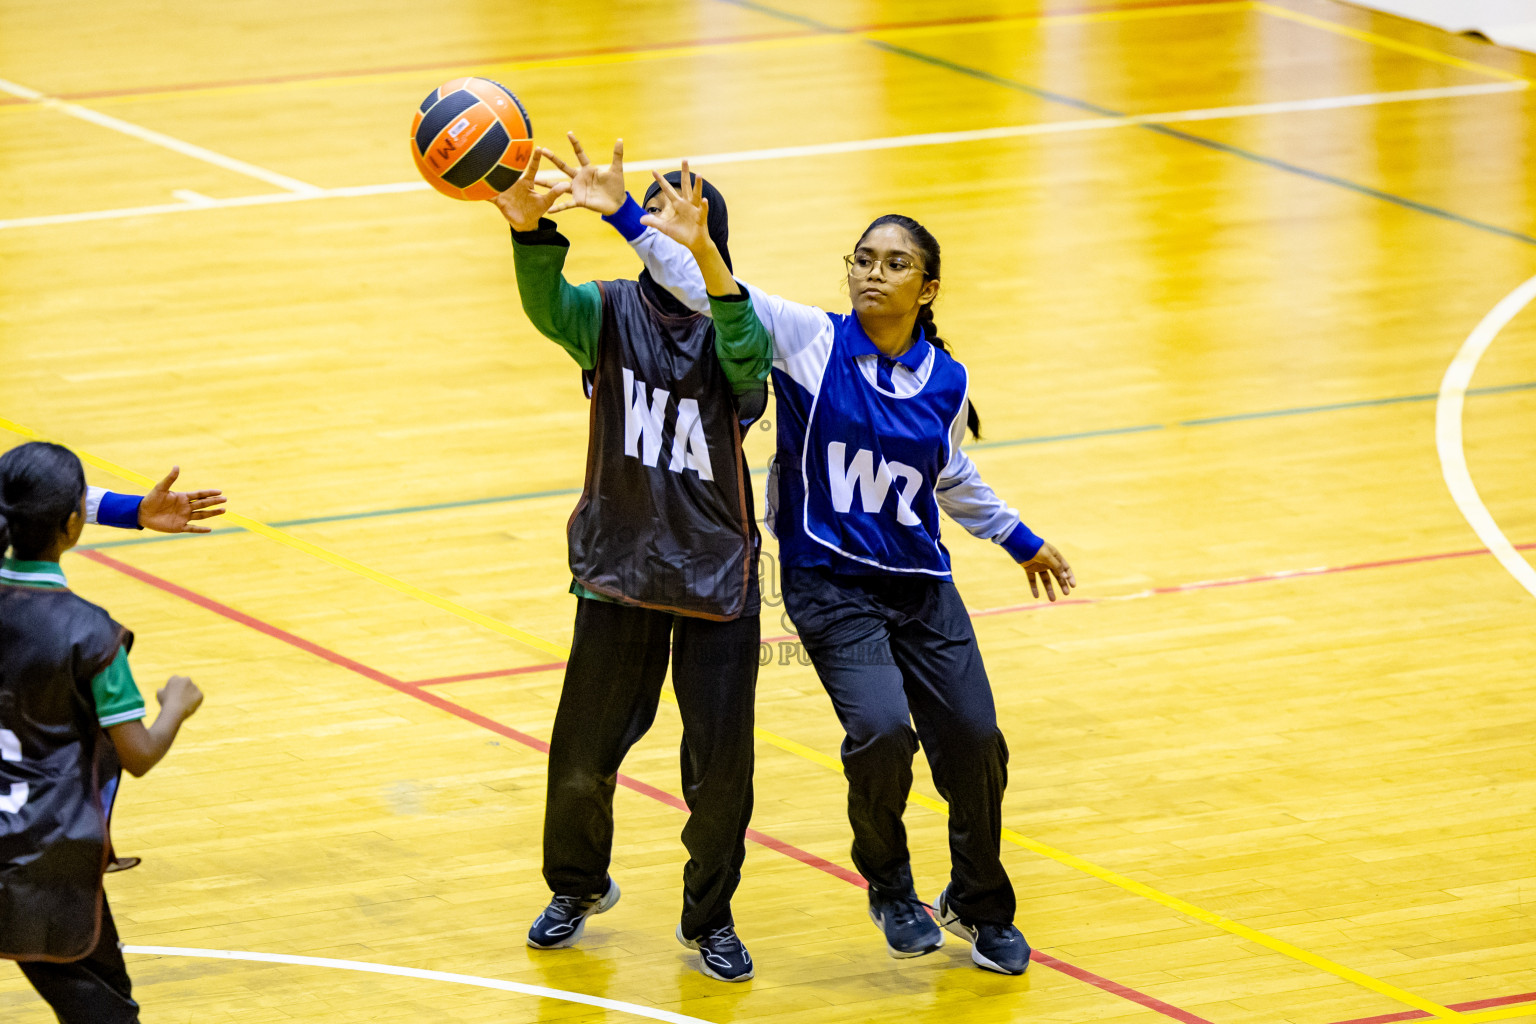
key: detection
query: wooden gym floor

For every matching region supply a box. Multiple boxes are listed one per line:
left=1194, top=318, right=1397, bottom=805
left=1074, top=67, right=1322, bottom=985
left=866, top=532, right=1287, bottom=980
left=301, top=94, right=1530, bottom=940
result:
left=2, top=0, right=1534, bottom=1021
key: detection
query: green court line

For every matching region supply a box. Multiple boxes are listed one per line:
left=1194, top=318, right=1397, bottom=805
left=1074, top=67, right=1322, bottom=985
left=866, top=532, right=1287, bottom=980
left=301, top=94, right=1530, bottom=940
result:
left=71, top=380, right=1535, bottom=551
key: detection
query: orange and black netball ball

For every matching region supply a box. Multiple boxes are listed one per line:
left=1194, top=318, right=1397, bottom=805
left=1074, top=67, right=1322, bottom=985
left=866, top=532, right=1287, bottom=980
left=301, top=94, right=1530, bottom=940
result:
left=411, top=77, right=534, bottom=201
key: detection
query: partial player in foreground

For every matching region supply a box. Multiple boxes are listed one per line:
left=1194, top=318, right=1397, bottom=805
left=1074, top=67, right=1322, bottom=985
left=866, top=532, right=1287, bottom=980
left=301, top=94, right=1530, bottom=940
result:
left=628, top=167, right=1075, bottom=976
left=491, top=138, right=764, bottom=982
left=0, top=442, right=205, bottom=1023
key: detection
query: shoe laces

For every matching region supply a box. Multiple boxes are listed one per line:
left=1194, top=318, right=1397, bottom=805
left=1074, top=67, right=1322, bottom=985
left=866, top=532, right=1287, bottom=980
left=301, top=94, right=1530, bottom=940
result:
left=879, top=893, right=931, bottom=927
left=549, top=892, right=595, bottom=915
left=702, top=924, right=744, bottom=952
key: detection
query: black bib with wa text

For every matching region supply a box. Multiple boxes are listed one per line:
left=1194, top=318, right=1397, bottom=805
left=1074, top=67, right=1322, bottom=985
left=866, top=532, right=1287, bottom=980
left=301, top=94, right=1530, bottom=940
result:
left=568, top=279, right=758, bottom=620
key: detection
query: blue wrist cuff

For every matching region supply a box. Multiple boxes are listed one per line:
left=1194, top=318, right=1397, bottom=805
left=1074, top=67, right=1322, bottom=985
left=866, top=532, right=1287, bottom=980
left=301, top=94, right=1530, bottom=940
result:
left=1002, top=522, right=1043, bottom=562
left=602, top=194, right=647, bottom=241
left=97, top=492, right=144, bottom=531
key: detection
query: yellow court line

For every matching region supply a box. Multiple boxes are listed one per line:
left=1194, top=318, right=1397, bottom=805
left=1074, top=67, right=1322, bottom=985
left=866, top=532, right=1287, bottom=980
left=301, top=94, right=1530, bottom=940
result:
left=71, top=35, right=847, bottom=107
left=0, top=417, right=568, bottom=660
left=1253, top=2, right=1528, bottom=83
left=744, top=747, right=1463, bottom=1019
left=37, top=0, right=1269, bottom=109
left=0, top=416, right=1468, bottom=1019
left=10, top=0, right=1515, bottom=115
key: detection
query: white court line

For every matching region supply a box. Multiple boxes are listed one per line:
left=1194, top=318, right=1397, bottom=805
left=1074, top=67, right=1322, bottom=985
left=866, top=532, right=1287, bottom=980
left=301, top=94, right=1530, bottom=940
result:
left=1436, top=275, right=1536, bottom=601
left=123, top=945, right=720, bottom=1024
left=0, top=80, right=1523, bottom=232
left=171, top=189, right=216, bottom=206
left=0, top=76, right=322, bottom=195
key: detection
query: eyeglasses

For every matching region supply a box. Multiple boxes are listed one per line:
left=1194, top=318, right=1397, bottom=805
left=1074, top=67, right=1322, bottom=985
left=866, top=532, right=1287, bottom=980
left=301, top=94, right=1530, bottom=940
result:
left=844, top=252, right=924, bottom=278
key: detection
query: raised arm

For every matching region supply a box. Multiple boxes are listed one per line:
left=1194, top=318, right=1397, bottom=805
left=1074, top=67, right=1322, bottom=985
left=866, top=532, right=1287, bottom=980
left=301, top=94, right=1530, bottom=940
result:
left=934, top=386, right=1075, bottom=600
left=637, top=169, right=776, bottom=394
left=492, top=150, right=602, bottom=368
left=596, top=161, right=829, bottom=357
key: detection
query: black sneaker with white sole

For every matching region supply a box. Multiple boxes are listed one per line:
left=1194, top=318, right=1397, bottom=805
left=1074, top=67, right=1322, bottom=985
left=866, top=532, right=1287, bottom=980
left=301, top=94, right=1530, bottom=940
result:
left=933, top=885, right=1031, bottom=975
left=867, top=887, right=944, bottom=958
left=527, top=878, right=620, bottom=949
left=676, top=922, right=754, bottom=982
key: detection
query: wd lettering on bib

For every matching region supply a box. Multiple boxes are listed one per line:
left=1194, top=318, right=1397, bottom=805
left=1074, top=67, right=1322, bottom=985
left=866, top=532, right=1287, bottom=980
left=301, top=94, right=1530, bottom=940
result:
left=786, top=314, right=969, bottom=576
left=622, top=368, right=714, bottom=481
left=826, top=442, right=920, bottom=525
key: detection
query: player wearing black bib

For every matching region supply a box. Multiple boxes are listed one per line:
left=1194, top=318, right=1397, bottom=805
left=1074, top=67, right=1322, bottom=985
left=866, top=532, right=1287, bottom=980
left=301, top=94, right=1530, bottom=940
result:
left=0, top=442, right=204, bottom=1023
left=490, top=139, right=763, bottom=982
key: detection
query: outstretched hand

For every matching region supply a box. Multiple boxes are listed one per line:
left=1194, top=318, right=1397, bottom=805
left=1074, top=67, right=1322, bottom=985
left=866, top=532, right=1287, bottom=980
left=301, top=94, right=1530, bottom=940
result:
left=137, top=467, right=227, bottom=534
left=491, top=149, right=571, bottom=231
left=640, top=162, right=712, bottom=255
left=640, top=163, right=738, bottom=297
left=541, top=133, right=626, bottom=216
left=1021, top=540, right=1075, bottom=602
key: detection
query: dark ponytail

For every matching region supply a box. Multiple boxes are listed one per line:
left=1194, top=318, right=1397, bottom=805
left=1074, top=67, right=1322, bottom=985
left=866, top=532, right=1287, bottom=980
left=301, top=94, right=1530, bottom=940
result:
left=858, top=214, right=982, bottom=439
left=0, top=442, right=87, bottom=560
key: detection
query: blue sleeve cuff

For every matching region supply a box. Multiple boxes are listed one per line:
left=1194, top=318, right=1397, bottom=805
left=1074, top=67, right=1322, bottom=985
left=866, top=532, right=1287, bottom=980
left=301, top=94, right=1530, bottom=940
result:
left=1001, top=522, right=1043, bottom=562
left=601, top=194, right=647, bottom=241
left=96, top=492, right=144, bottom=531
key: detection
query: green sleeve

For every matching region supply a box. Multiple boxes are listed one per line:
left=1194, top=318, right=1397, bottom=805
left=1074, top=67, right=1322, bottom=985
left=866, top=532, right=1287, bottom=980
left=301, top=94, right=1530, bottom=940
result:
left=707, top=292, right=773, bottom=395
left=92, top=646, right=146, bottom=728
left=510, top=222, right=603, bottom=369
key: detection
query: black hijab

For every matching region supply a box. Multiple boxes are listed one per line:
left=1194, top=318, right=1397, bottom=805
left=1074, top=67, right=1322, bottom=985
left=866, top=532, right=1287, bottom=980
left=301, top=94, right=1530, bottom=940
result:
left=638, top=171, right=732, bottom=316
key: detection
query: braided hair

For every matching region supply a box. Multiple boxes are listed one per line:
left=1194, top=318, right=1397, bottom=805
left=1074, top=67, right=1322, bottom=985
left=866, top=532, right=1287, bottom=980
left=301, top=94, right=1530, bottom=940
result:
left=858, top=214, right=982, bottom=439
left=0, top=442, right=87, bottom=560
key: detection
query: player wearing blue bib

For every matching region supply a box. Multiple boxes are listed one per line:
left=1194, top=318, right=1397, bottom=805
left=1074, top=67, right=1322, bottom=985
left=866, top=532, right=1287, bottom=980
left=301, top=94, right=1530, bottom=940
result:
left=631, top=171, right=1075, bottom=976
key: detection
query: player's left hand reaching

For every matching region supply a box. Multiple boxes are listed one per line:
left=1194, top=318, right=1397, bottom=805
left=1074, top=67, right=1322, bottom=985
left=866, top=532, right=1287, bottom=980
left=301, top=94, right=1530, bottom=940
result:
left=641, top=163, right=713, bottom=255
left=491, top=149, right=571, bottom=231
left=137, top=467, right=227, bottom=534
left=541, top=133, right=626, bottom=216
left=1021, top=540, right=1075, bottom=602
left=641, top=164, right=738, bottom=297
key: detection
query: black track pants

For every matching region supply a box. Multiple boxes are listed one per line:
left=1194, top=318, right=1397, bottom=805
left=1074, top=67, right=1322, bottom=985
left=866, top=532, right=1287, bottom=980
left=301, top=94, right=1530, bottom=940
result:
left=542, top=597, right=759, bottom=937
left=17, top=897, right=139, bottom=1024
left=783, top=566, right=1015, bottom=926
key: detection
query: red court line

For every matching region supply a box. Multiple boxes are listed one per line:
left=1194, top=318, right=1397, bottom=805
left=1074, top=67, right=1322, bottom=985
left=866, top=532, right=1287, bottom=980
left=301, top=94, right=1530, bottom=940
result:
left=79, top=547, right=1214, bottom=1023
left=0, top=0, right=1242, bottom=108
left=1327, top=988, right=1536, bottom=1024
left=969, top=540, right=1536, bottom=620
left=418, top=540, right=1536, bottom=685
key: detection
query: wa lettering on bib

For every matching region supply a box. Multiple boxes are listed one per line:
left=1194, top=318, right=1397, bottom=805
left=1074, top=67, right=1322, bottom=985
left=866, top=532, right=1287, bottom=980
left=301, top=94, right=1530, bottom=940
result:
left=567, top=279, right=757, bottom=620
left=622, top=367, right=714, bottom=481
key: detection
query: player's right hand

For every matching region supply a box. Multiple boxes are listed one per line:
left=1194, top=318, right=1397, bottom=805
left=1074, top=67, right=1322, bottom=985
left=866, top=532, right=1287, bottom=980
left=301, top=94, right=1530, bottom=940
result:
left=491, top=149, right=570, bottom=231
left=158, top=675, right=205, bottom=719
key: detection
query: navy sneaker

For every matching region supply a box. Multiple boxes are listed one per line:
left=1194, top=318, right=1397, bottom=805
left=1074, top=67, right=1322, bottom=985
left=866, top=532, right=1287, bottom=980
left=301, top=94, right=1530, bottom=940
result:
left=527, top=878, right=620, bottom=949
left=676, top=922, right=755, bottom=982
left=867, top=887, right=944, bottom=958
left=934, top=885, right=1031, bottom=975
